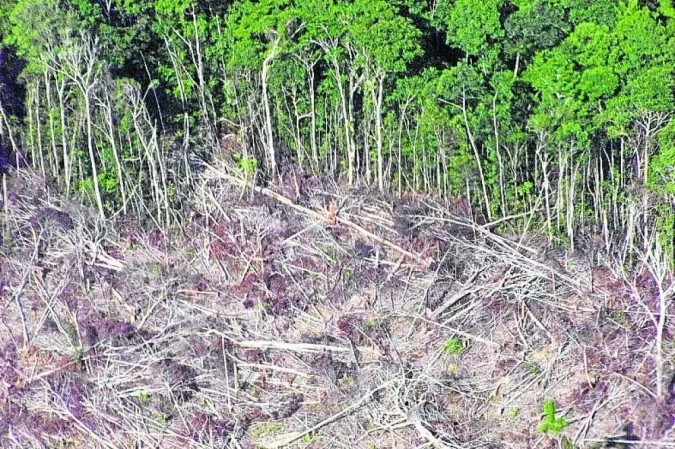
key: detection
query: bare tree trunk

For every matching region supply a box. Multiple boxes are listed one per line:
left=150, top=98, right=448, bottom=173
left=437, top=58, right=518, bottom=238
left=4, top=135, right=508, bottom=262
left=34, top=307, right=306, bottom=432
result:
left=27, top=87, right=46, bottom=180
left=298, top=55, right=319, bottom=172
left=492, top=90, right=506, bottom=218
left=82, top=90, right=105, bottom=219
left=57, top=79, right=72, bottom=195
left=97, top=91, right=127, bottom=214
left=336, top=66, right=352, bottom=184
left=347, top=71, right=360, bottom=185
left=535, top=133, right=552, bottom=241
left=308, top=74, right=318, bottom=171
left=462, top=89, right=491, bottom=220
left=44, top=72, right=62, bottom=187
left=374, top=74, right=385, bottom=192
left=261, top=38, right=280, bottom=177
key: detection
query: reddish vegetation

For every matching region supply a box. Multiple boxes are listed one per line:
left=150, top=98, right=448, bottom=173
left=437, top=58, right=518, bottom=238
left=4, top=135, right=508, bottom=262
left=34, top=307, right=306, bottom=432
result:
left=0, top=165, right=673, bottom=448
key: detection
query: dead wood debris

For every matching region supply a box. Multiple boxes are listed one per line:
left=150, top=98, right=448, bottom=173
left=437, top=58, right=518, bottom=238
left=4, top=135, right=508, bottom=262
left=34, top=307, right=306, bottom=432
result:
left=0, top=165, right=673, bottom=449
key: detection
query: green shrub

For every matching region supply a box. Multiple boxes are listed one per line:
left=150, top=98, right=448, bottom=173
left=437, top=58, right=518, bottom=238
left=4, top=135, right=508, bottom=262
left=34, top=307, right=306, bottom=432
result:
left=538, top=400, right=569, bottom=434
left=442, top=337, right=465, bottom=355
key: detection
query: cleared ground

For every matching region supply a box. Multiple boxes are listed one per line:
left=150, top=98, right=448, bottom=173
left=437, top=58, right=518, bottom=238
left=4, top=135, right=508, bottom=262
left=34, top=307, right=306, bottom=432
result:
left=1, top=162, right=673, bottom=448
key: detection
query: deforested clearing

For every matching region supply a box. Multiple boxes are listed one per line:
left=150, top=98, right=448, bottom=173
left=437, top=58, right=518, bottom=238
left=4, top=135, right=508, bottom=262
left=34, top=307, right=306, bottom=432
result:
left=1, top=161, right=672, bottom=449
left=1, top=0, right=674, bottom=447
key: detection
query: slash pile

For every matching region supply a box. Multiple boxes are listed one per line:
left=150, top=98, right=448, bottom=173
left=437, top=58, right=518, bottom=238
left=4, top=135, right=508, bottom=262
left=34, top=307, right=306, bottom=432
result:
left=1, top=163, right=673, bottom=448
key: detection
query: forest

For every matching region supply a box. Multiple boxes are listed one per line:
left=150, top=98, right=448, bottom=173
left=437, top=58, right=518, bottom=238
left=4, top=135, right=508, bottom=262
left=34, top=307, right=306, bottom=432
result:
left=0, top=0, right=673, bottom=263
left=0, top=0, right=674, bottom=448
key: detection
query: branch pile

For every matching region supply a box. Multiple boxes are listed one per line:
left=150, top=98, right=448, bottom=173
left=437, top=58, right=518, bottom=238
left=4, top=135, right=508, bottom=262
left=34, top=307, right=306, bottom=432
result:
left=0, top=165, right=673, bottom=448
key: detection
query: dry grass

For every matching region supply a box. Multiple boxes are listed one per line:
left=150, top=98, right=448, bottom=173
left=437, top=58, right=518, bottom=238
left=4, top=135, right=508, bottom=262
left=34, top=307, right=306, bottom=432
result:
left=0, top=163, right=673, bottom=449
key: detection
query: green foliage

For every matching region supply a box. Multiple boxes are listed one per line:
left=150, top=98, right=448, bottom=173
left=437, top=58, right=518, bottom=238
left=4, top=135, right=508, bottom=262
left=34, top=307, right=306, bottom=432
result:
left=442, top=337, right=465, bottom=355
left=234, top=153, right=259, bottom=176
left=526, top=362, right=542, bottom=375
left=345, top=0, right=422, bottom=73
left=651, top=123, right=675, bottom=195
left=612, top=309, right=629, bottom=327
left=524, top=1, right=674, bottom=150
left=539, top=400, right=569, bottom=434
left=250, top=422, right=284, bottom=440
left=505, top=0, right=570, bottom=56
left=524, top=22, right=614, bottom=143
left=224, top=0, right=293, bottom=69
left=3, top=0, right=74, bottom=73
left=76, top=177, right=94, bottom=196
left=71, top=346, right=85, bottom=365
left=566, top=0, right=617, bottom=27
left=0, top=0, right=672, bottom=268
left=505, top=407, right=519, bottom=420
left=301, top=431, right=318, bottom=445
left=97, top=171, right=119, bottom=194
left=445, top=0, right=504, bottom=57
left=134, top=391, right=151, bottom=404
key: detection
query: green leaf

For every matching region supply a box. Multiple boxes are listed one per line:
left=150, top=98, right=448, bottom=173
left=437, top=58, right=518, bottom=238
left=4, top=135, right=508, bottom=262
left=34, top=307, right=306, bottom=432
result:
left=446, top=0, right=504, bottom=56
left=543, top=400, right=556, bottom=416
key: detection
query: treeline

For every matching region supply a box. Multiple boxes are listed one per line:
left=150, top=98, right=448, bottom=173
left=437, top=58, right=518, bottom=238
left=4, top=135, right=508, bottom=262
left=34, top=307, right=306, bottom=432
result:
left=0, top=0, right=673, bottom=266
